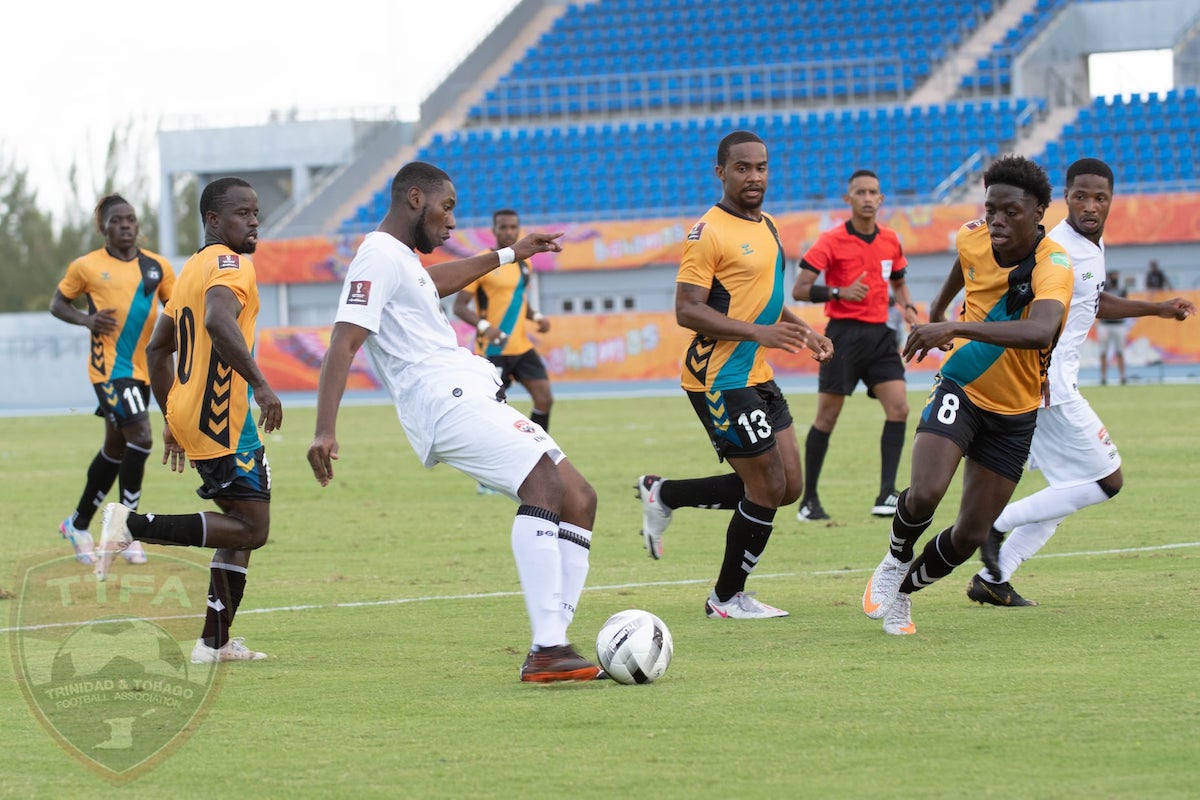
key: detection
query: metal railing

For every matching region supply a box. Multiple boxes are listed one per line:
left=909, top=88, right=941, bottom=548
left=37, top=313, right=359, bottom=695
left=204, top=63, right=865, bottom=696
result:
left=469, top=58, right=914, bottom=125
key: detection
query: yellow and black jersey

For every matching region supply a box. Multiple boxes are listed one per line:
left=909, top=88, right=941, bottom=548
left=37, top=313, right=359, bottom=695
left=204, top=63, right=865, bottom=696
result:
left=941, top=222, right=1073, bottom=414
left=677, top=204, right=786, bottom=392
left=163, top=246, right=262, bottom=460
left=464, top=257, right=535, bottom=357
left=57, top=248, right=175, bottom=384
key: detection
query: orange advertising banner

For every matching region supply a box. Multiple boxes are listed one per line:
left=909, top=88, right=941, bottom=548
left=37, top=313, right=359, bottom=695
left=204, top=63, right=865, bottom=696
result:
left=253, top=193, right=1200, bottom=285
left=256, top=293, right=1199, bottom=393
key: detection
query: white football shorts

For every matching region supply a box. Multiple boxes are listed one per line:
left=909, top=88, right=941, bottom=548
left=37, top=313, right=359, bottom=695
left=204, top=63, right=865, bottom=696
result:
left=1028, top=396, right=1121, bottom=487
left=427, top=395, right=564, bottom=500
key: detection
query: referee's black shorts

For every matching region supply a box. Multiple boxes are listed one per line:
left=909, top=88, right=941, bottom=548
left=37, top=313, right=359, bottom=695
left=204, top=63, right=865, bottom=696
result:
left=817, top=318, right=905, bottom=396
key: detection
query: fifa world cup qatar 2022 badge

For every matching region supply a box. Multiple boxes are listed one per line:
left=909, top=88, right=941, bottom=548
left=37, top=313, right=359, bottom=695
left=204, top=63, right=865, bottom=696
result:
left=7, top=550, right=225, bottom=782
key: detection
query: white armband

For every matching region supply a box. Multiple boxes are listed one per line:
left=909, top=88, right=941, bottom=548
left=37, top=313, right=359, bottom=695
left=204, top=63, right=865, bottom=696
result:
left=497, top=247, right=515, bottom=266
left=476, top=319, right=491, bottom=333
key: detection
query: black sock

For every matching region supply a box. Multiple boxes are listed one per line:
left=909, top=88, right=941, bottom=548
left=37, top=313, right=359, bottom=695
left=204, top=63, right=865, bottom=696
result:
left=714, top=498, right=776, bottom=601
left=200, top=562, right=248, bottom=649
left=659, top=473, right=744, bottom=510
left=127, top=512, right=207, bottom=547
left=889, top=488, right=935, bottom=562
left=118, top=442, right=151, bottom=510
left=530, top=409, right=550, bottom=432
left=900, top=527, right=967, bottom=594
left=803, top=426, right=830, bottom=500
left=73, top=450, right=121, bottom=529
left=879, top=420, right=906, bottom=497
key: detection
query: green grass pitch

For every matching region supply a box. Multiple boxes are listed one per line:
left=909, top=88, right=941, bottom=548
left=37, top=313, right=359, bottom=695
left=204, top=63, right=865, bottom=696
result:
left=2, top=384, right=1197, bottom=798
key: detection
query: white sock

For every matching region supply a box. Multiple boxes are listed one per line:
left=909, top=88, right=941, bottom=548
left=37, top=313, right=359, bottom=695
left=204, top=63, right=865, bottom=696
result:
left=556, top=523, right=592, bottom=628
left=511, top=511, right=565, bottom=649
left=994, top=482, right=1109, bottom=532
left=979, top=516, right=1064, bottom=583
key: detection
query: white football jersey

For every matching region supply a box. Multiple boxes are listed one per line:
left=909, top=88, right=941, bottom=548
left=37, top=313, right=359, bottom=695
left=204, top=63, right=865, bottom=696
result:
left=334, top=232, right=503, bottom=463
left=1044, top=219, right=1106, bottom=406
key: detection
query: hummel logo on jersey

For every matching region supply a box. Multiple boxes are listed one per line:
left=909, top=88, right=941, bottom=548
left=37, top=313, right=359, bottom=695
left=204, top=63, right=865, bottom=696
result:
left=217, top=254, right=241, bottom=270
left=740, top=243, right=753, bottom=255
left=346, top=280, right=371, bottom=305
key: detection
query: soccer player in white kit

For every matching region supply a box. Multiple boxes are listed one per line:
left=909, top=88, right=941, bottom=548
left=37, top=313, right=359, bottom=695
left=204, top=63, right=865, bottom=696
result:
left=306, top=161, right=603, bottom=683
left=969, top=158, right=1196, bottom=606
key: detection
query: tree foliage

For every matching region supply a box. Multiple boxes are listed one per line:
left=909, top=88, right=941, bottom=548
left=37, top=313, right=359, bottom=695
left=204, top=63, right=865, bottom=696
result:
left=0, top=123, right=196, bottom=312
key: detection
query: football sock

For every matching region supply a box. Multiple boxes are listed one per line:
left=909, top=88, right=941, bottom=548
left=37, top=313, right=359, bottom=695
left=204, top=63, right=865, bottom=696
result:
left=659, top=473, right=743, bottom=510
left=888, top=488, right=934, bottom=562
left=73, top=449, right=121, bottom=530
left=200, top=559, right=248, bottom=649
left=803, top=426, right=831, bottom=500
left=126, top=511, right=207, bottom=547
left=983, top=517, right=1064, bottom=583
left=118, top=441, right=151, bottom=510
left=511, top=505, right=566, bottom=649
left=530, top=409, right=550, bottom=431
left=900, top=527, right=967, bottom=594
left=713, top=498, right=776, bottom=601
left=879, top=420, right=906, bottom=497
left=993, top=482, right=1109, bottom=532
left=556, top=522, right=592, bottom=627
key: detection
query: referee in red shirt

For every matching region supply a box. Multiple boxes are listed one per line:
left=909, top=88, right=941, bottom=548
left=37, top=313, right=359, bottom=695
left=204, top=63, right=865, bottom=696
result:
left=792, top=170, right=920, bottom=522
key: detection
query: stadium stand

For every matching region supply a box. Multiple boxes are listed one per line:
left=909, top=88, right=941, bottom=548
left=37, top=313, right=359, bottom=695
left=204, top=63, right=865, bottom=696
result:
left=1038, top=88, right=1200, bottom=189
left=338, top=0, right=1200, bottom=233
left=341, top=98, right=1043, bottom=231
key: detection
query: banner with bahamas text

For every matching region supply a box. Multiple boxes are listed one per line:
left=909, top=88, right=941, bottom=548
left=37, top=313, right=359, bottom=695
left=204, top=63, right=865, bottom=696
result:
left=252, top=193, right=1200, bottom=285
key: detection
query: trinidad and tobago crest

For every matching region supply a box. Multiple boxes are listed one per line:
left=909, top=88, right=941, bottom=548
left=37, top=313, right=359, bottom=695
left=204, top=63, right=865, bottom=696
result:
left=8, top=550, right=226, bottom=782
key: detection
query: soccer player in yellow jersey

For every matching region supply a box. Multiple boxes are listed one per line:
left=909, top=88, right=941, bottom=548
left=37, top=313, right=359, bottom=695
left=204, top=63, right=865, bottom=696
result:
left=50, top=194, right=175, bottom=567
left=454, top=209, right=554, bottom=430
left=861, top=155, right=1074, bottom=635
left=95, top=177, right=282, bottom=664
left=635, top=131, right=833, bottom=619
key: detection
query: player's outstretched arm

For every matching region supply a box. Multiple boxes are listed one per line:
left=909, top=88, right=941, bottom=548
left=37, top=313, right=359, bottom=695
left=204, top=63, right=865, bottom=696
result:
left=1097, top=291, right=1196, bottom=321
left=905, top=297, right=1066, bottom=362
left=428, top=232, right=563, bottom=297
left=308, top=321, right=370, bottom=487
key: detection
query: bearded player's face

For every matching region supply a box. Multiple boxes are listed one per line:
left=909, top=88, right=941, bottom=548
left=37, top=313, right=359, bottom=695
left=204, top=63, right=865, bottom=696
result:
left=413, top=180, right=456, bottom=254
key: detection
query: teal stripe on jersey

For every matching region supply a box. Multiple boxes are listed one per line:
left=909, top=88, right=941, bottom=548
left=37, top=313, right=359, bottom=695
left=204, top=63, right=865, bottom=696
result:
left=940, top=295, right=1021, bottom=388
left=486, top=272, right=527, bottom=358
left=112, top=280, right=154, bottom=379
left=235, top=404, right=262, bottom=452
left=236, top=356, right=263, bottom=452
left=712, top=244, right=785, bottom=390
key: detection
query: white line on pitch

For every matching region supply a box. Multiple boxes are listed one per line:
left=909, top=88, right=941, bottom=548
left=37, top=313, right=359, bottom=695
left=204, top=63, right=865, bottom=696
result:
left=2, top=541, right=1197, bottom=634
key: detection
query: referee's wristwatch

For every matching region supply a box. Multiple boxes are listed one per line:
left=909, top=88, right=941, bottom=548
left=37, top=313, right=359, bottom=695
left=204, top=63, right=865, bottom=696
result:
left=831, top=286, right=841, bottom=300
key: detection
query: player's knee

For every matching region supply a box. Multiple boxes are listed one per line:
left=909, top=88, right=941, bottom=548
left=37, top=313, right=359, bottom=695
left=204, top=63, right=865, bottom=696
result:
left=125, top=434, right=153, bottom=452
left=902, top=485, right=940, bottom=519
left=1099, top=471, right=1123, bottom=497
left=564, top=478, right=598, bottom=520
left=746, top=472, right=788, bottom=508
left=246, top=528, right=269, bottom=549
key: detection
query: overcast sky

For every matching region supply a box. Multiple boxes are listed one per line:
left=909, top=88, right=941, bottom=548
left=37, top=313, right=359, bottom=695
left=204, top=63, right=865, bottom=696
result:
left=0, top=2, right=1172, bottom=219
left=0, top=0, right=518, bottom=216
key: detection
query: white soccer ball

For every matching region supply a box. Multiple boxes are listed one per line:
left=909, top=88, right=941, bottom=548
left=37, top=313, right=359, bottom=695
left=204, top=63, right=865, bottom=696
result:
left=595, top=609, right=673, bottom=685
